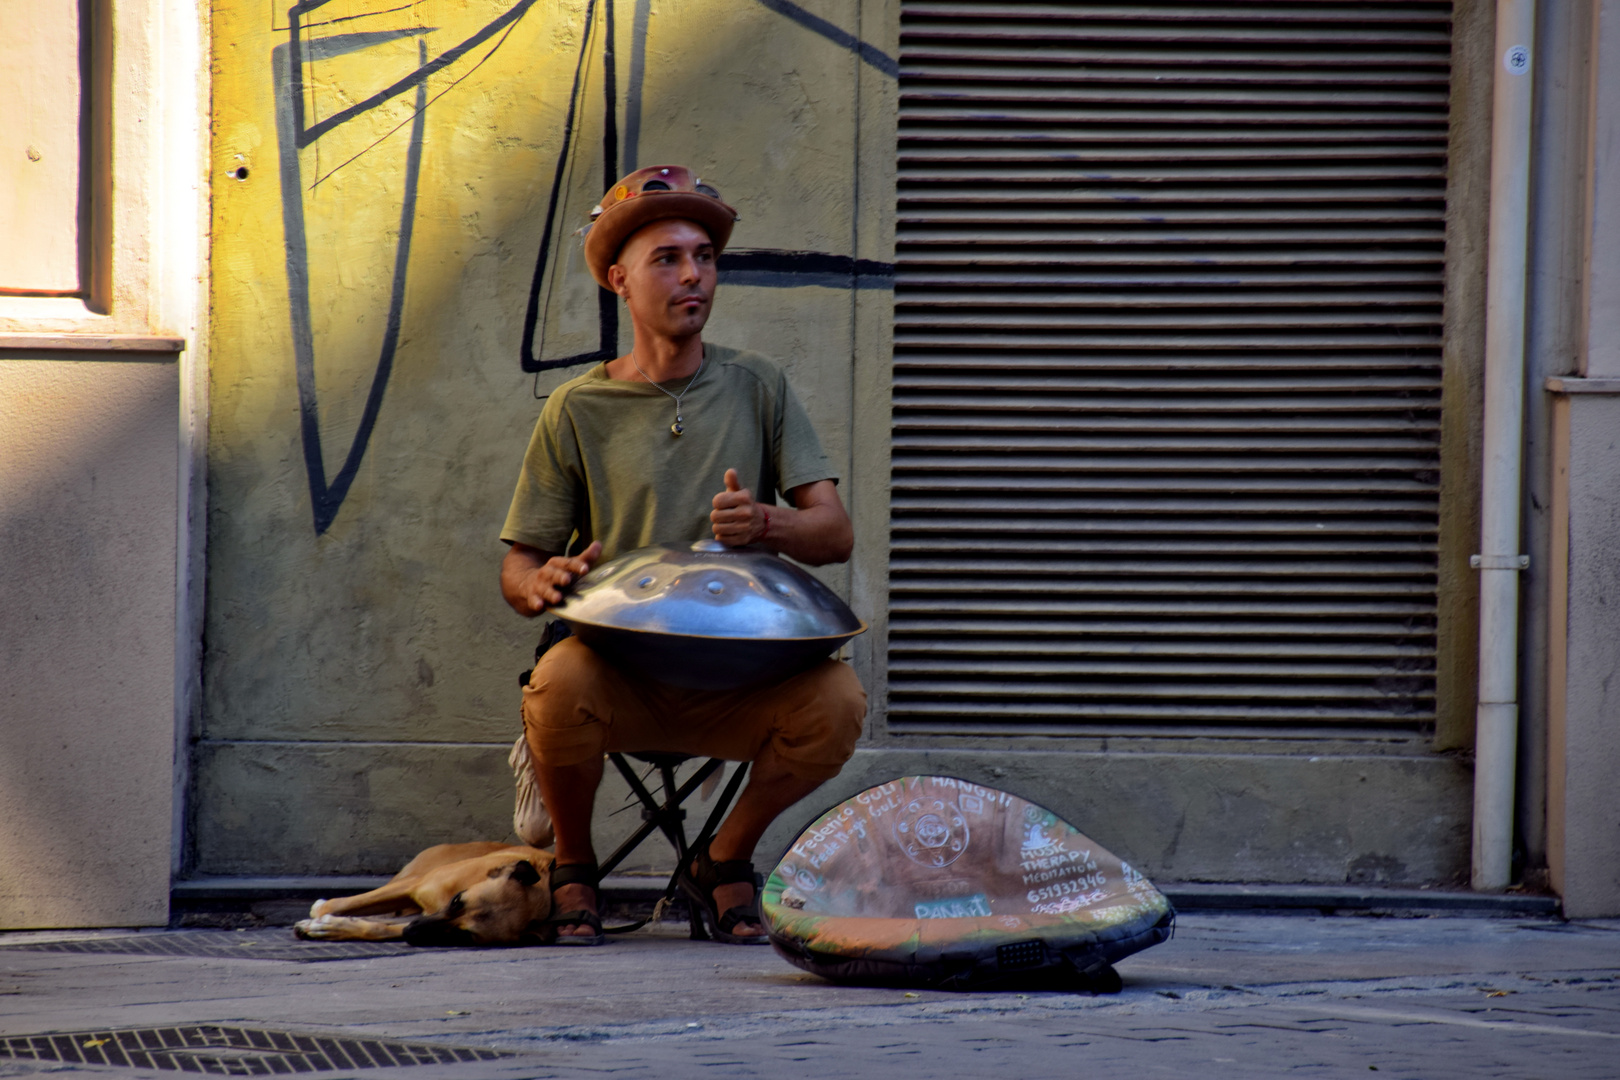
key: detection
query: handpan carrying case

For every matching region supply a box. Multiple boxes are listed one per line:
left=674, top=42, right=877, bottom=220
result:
left=763, top=776, right=1173, bottom=991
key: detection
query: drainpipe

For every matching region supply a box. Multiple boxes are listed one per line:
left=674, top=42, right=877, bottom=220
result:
left=1472, top=0, right=1536, bottom=892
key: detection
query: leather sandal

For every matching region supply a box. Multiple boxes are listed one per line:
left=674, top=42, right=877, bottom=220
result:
left=678, top=842, right=769, bottom=945
left=547, top=862, right=606, bottom=946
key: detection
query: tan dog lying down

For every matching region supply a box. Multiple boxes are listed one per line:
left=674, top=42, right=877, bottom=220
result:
left=295, top=842, right=555, bottom=947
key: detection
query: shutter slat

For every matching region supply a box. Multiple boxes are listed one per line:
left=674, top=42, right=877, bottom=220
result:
left=895, top=476, right=1438, bottom=495
left=904, top=86, right=1451, bottom=108
left=900, top=161, right=1446, bottom=178
left=894, top=417, right=1438, bottom=434
left=903, top=26, right=1450, bottom=47
left=893, top=580, right=1436, bottom=599
left=894, top=372, right=1441, bottom=390
left=891, top=637, right=1434, bottom=657
left=894, top=393, right=1438, bottom=411
left=891, top=562, right=1438, bottom=579
left=900, top=289, right=1445, bottom=306
left=889, top=617, right=1433, bottom=637
left=895, top=453, right=1436, bottom=471
left=902, top=207, right=1443, bottom=224
left=893, top=536, right=1437, bottom=555
left=897, top=313, right=1441, bottom=331
left=902, top=3, right=1451, bottom=25
left=894, top=352, right=1441, bottom=368
left=892, top=517, right=1436, bottom=536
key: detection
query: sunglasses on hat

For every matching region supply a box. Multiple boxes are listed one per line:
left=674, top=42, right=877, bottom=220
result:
left=590, top=166, right=725, bottom=222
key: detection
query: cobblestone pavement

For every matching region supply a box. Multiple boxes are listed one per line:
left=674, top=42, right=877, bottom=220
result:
left=1, top=915, right=1616, bottom=1078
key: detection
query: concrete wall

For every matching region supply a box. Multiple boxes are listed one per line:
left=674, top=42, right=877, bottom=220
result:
left=0, top=357, right=179, bottom=927
left=759, top=745, right=1471, bottom=888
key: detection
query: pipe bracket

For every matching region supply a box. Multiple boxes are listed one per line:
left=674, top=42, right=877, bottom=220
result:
left=1470, top=554, right=1529, bottom=570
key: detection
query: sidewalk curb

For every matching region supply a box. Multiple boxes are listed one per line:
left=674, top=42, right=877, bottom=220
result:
left=170, top=877, right=1562, bottom=917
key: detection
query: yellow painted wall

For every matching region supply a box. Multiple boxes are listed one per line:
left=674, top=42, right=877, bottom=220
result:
left=201, top=0, right=895, bottom=873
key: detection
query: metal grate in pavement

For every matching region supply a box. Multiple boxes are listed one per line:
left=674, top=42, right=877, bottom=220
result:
left=0, top=1025, right=508, bottom=1074
left=0, top=931, right=416, bottom=962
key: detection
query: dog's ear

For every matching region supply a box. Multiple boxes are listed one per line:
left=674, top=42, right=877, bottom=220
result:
left=509, top=859, right=542, bottom=888
left=518, top=918, right=556, bottom=946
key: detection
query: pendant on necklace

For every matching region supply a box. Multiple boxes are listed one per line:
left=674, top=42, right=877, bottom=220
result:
left=671, top=416, right=684, bottom=436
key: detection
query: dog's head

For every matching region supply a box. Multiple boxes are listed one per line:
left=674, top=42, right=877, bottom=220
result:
left=402, top=858, right=553, bottom=947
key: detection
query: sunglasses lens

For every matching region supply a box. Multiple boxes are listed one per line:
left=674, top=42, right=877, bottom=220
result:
left=640, top=179, right=671, bottom=192
left=694, top=183, right=719, bottom=198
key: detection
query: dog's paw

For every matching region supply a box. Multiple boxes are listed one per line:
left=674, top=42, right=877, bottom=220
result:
left=308, top=899, right=331, bottom=918
left=295, top=915, right=338, bottom=940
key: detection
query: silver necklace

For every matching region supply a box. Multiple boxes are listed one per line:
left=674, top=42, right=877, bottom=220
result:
left=630, top=351, right=706, bottom=436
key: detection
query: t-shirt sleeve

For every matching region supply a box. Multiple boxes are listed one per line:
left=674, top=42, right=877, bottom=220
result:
left=500, top=394, right=584, bottom=553
left=774, top=367, right=838, bottom=497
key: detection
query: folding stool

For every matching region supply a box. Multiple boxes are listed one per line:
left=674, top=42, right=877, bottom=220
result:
left=521, top=621, right=753, bottom=939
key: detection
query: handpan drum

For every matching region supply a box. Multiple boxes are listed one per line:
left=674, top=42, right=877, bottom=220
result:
left=763, top=776, right=1175, bottom=989
left=548, top=540, right=867, bottom=690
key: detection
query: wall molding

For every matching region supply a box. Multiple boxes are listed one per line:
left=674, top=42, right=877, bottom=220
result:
left=0, top=333, right=185, bottom=354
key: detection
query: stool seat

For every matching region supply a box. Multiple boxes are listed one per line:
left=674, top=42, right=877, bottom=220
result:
left=622, top=751, right=698, bottom=769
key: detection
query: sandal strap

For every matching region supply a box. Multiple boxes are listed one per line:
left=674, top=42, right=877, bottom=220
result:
left=550, top=862, right=601, bottom=892
left=690, top=839, right=755, bottom=887
left=547, top=908, right=603, bottom=933
left=716, top=905, right=760, bottom=935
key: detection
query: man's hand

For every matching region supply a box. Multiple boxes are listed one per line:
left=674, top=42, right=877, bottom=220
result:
left=709, top=469, right=854, bottom=566
left=710, top=468, right=764, bottom=547
left=501, top=541, right=603, bottom=617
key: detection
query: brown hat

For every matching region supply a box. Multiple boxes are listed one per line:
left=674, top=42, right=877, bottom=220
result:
left=582, top=165, right=738, bottom=290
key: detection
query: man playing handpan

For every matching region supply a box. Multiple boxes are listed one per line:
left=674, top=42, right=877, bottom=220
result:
left=499, top=166, right=867, bottom=944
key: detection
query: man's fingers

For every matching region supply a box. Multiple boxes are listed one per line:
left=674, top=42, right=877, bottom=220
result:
left=712, top=489, right=753, bottom=510
left=528, top=552, right=597, bottom=612
left=724, top=468, right=742, bottom=492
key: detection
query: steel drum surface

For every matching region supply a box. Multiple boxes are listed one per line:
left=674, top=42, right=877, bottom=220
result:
left=550, top=540, right=866, bottom=690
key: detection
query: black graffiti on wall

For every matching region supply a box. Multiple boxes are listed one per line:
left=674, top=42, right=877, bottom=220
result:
left=275, top=0, right=544, bottom=533
left=274, top=0, right=896, bottom=532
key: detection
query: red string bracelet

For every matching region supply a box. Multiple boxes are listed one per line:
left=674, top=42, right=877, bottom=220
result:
left=761, top=507, right=772, bottom=540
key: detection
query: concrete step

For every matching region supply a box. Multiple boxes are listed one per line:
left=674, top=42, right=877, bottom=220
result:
left=171, top=876, right=1560, bottom=917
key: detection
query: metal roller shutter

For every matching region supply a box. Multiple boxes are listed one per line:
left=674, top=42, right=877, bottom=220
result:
left=889, top=1, right=1452, bottom=736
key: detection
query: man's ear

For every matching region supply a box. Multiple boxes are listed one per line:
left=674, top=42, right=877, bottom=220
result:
left=608, top=263, right=628, bottom=297
left=509, top=859, right=542, bottom=888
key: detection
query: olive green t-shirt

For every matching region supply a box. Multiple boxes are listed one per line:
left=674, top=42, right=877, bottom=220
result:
left=501, top=345, right=836, bottom=560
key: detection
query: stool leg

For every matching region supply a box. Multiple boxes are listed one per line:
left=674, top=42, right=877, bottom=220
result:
left=659, top=763, right=688, bottom=863
left=687, top=901, right=710, bottom=941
